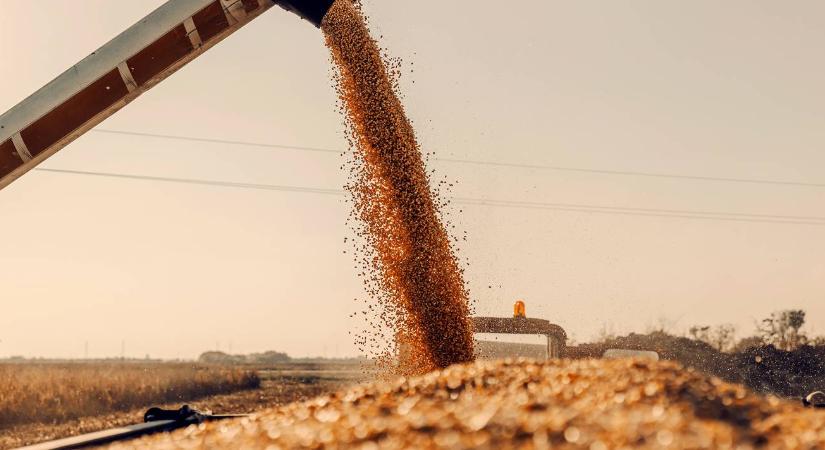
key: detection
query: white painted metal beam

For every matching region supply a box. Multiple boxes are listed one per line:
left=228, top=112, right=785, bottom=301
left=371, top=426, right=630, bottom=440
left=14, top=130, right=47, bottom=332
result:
left=0, top=0, right=282, bottom=191
left=0, top=0, right=217, bottom=145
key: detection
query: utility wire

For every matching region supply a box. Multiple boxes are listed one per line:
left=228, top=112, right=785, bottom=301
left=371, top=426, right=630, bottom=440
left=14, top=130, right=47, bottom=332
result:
left=453, top=197, right=825, bottom=226
left=438, top=157, right=825, bottom=188
left=92, top=129, right=825, bottom=188
left=35, top=168, right=825, bottom=227
left=36, top=168, right=343, bottom=196
left=92, top=129, right=341, bottom=154
left=451, top=196, right=825, bottom=222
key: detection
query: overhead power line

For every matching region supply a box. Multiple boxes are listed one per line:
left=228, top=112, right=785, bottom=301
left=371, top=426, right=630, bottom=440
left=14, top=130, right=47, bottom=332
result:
left=451, top=197, right=825, bottom=222
left=92, top=128, right=825, bottom=188
left=35, top=168, right=343, bottom=196
left=93, top=129, right=340, bottom=154
left=452, top=197, right=825, bottom=226
left=35, top=167, right=825, bottom=227
left=437, top=157, right=825, bottom=188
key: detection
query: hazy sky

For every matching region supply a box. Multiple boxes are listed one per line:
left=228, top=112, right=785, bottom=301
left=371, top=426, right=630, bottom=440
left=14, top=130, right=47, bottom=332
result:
left=1, top=1, right=824, bottom=359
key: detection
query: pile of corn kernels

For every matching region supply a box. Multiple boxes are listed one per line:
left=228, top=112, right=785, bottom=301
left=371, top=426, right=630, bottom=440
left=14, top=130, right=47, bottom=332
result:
left=114, top=358, right=825, bottom=449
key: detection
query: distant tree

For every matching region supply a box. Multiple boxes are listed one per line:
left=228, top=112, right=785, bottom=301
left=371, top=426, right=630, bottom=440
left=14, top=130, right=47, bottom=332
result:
left=248, top=351, right=290, bottom=364
left=647, top=316, right=678, bottom=334
left=198, top=350, right=292, bottom=365
left=198, top=351, right=241, bottom=364
left=687, top=324, right=735, bottom=352
left=758, top=310, right=808, bottom=350
left=810, top=335, right=825, bottom=347
left=688, top=325, right=711, bottom=343
left=596, top=323, right=617, bottom=342
left=733, top=335, right=764, bottom=352
left=708, top=324, right=736, bottom=352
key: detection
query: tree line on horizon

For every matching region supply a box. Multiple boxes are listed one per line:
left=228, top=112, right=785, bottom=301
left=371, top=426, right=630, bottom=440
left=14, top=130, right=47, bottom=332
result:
left=685, top=309, right=825, bottom=353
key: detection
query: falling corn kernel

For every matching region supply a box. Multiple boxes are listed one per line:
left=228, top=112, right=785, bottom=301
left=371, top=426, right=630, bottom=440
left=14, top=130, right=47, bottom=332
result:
left=321, top=0, right=474, bottom=374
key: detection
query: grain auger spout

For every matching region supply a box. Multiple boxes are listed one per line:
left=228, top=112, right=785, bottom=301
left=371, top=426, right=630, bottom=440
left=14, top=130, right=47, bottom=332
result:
left=0, top=0, right=335, bottom=191
left=276, top=0, right=336, bottom=27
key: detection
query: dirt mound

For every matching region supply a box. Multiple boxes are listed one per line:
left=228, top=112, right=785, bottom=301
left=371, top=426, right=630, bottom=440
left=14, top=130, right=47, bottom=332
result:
left=112, top=359, right=825, bottom=449
left=735, top=345, right=825, bottom=397
left=566, top=332, right=825, bottom=398
left=567, top=332, right=736, bottom=377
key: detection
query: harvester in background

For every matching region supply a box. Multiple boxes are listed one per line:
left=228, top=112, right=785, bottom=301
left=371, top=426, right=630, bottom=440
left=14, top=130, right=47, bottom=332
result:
left=473, top=300, right=568, bottom=360
left=471, top=301, right=658, bottom=361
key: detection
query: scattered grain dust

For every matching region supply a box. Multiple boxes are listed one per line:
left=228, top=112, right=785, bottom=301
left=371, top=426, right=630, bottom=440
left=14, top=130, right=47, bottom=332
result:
left=321, top=0, right=474, bottom=374
left=111, top=359, right=825, bottom=450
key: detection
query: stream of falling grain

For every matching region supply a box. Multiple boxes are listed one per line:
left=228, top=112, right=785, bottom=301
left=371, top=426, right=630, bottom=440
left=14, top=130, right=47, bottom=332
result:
left=322, top=0, right=474, bottom=374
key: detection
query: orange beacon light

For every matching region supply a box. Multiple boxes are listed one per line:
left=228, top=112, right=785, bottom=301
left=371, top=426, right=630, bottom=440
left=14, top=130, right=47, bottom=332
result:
left=514, top=300, right=526, bottom=318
